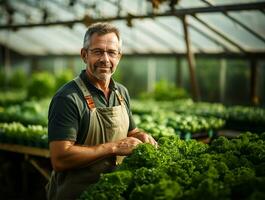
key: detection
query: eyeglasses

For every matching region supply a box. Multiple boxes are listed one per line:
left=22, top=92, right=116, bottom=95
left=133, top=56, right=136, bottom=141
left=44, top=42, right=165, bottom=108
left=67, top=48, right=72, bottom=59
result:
left=88, top=48, right=120, bottom=58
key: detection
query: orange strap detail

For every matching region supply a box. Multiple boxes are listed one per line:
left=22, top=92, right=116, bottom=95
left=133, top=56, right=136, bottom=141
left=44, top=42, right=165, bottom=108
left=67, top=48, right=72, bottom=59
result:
left=85, top=95, right=95, bottom=109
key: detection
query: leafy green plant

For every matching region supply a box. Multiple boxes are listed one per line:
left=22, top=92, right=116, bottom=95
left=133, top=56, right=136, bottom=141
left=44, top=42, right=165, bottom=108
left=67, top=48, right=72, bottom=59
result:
left=0, top=99, right=49, bottom=126
left=140, top=80, right=189, bottom=101
left=79, top=170, right=133, bottom=200
left=80, top=133, right=265, bottom=200
left=27, top=72, right=56, bottom=99
left=0, top=122, right=48, bottom=148
left=55, top=69, right=74, bottom=90
left=154, top=80, right=189, bottom=101
left=9, top=69, right=28, bottom=89
left=0, top=90, right=27, bottom=106
left=0, top=69, right=9, bottom=88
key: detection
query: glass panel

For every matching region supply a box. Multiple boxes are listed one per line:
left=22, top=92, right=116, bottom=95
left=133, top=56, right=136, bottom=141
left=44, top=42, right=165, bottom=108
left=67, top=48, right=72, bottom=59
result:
left=189, top=25, right=224, bottom=52
left=0, top=0, right=264, bottom=55
left=156, top=17, right=187, bottom=52
left=178, top=0, right=207, bottom=8
left=188, top=16, right=239, bottom=52
left=199, top=12, right=265, bottom=51
left=0, top=31, right=47, bottom=55
left=211, top=0, right=265, bottom=5
left=114, top=21, right=154, bottom=53
left=229, top=10, right=265, bottom=46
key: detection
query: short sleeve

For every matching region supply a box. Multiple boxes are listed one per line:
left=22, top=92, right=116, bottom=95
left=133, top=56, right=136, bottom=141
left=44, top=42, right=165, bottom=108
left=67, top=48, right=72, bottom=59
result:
left=48, top=96, right=79, bottom=142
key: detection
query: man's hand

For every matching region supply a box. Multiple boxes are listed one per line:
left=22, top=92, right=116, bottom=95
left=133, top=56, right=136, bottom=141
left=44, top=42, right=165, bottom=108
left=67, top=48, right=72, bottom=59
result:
left=112, top=137, right=143, bottom=156
left=128, top=128, right=158, bottom=148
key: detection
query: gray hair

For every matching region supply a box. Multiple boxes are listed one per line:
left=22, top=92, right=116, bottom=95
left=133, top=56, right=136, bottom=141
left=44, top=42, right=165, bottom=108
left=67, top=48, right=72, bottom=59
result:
left=83, top=22, right=122, bottom=51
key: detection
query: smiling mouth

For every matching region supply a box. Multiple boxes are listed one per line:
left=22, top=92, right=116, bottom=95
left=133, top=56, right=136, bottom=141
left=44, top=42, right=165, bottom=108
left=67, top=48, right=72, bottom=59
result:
left=97, top=67, right=111, bottom=73
left=98, top=66, right=110, bottom=70
left=98, top=63, right=111, bottom=68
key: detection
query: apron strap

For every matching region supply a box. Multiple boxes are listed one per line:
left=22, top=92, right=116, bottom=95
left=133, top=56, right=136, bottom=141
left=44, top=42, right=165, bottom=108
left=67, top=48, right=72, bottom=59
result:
left=84, top=96, right=96, bottom=109
left=74, top=76, right=125, bottom=108
left=74, top=76, right=95, bottom=109
left=114, top=89, right=124, bottom=105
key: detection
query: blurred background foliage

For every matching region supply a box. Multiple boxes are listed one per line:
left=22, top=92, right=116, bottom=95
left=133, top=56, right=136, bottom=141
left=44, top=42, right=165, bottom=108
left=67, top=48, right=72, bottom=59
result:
left=0, top=56, right=264, bottom=106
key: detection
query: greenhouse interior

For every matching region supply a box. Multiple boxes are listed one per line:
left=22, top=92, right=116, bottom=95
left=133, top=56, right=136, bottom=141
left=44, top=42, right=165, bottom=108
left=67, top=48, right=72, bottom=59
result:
left=0, top=0, right=265, bottom=199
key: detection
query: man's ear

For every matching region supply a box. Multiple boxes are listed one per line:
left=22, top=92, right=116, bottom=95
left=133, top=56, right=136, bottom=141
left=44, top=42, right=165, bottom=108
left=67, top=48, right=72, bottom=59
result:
left=80, top=48, right=87, bottom=63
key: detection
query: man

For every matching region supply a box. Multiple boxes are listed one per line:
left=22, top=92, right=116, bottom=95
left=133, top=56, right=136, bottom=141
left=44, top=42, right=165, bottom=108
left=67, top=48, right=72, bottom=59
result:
left=47, top=22, right=157, bottom=199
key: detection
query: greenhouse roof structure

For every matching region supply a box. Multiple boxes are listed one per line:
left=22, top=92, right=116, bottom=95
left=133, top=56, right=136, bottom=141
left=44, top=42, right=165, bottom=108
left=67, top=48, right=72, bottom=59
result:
left=0, top=0, right=265, bottom=58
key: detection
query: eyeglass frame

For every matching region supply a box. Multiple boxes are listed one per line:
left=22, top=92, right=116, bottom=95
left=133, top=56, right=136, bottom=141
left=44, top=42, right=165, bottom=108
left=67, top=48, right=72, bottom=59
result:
left=86, top=48, right=121, bottom=59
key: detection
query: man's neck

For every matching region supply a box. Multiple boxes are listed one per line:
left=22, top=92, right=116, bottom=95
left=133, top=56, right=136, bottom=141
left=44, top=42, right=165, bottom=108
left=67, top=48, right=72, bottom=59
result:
left=86, top=70, right=110, bottom=94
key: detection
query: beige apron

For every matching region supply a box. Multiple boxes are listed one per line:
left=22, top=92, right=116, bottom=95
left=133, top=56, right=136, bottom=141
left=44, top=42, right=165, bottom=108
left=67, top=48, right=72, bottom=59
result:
left=47, top=77, right=129, bottom=200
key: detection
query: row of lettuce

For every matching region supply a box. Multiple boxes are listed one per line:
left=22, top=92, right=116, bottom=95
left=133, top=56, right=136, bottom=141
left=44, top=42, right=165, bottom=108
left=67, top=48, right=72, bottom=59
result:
left=1, top=98, right=264, bottom=128
left=134, top=112, right=225, bottom=140
left=132, top=99, right=265, bottom=124
left=0, top=70, right=74, bottom=105
left=79, top=132, right=265, bottom=200
left=132, top=99, right=265, bottom=133
left=0, top=98, right=264, bottom=148
left=0, top=99, right=49, bottom=126
left=0, top=113, right=224, bottom=148
left=0, top=122, right=48, bottom=148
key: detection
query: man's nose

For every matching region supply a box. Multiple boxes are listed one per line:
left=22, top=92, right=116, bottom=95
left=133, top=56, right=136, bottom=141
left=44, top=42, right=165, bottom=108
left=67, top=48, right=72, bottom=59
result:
left=100, top=51, right=110, bottom=63
left=100, top=51, right=110, bottom=62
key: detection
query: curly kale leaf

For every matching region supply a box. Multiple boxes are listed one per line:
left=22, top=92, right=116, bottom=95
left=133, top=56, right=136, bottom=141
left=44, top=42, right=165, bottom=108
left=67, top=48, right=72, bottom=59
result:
left=209, top=136, right=236, bottom=153
left=79, top=170, right=132, bottom=200
left=184, top=139, right=209, bottom=158
left=229, top=167, right=261, bottom=199
left=129, top=179, right=182, bottom=200
left=132, top=167, right=169, bottom=187
left=183, top=178, right=230, bottom=200
left=158, top=136, right=208, bottom=162
left=118, top=143, right=161, bottom=171
left=244, top=141, right=265, bottom=165
left=164, top=159, right=194, bottom=188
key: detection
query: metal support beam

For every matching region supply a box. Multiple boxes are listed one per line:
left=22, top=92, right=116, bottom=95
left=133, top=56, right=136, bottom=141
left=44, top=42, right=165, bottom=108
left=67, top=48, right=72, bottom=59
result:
left=250, top=59, right=259, bottom=105
left=29, top=158, right=50, bottom=181
left=182, top=15, right=200, bottom=101
left=219, top=58, right=227, bottom=102
left=27, top=51, right=265, bottom=59
left=147, top=58, right=156, bottom=93
left=176, top=57, right=182, bottom=87
left=0, top=2, right=264, bottom=30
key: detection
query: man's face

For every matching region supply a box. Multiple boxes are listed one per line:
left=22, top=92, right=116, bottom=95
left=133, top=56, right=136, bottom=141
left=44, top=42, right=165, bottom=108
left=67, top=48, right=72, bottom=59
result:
left=83, top=32, right=121, bottom=82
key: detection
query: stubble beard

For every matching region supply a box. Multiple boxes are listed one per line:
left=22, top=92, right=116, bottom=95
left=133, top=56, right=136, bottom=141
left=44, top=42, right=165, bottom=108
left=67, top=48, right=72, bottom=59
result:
left=92, top=63, right=114, bottom=82
left=93, top=70, right=112, bottom=81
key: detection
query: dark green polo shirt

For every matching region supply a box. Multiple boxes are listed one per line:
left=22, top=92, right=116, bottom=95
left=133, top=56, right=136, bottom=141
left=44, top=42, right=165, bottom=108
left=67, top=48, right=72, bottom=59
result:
left=48, top=70, right=136, bottom=144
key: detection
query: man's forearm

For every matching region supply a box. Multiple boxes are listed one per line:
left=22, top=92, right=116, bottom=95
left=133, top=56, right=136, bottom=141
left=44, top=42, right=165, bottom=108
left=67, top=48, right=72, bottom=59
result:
left=49, top=137, right=143, bottom=172
left=50, top=141, right=115, bottom=171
